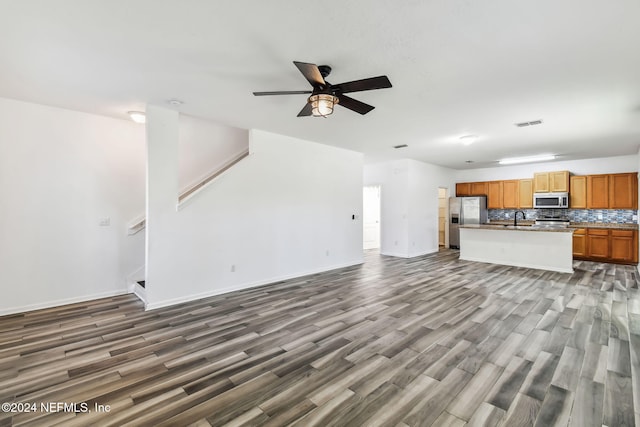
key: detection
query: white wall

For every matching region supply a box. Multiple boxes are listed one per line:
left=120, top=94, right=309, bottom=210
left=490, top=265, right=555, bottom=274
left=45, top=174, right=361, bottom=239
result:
left=363, top=160, right=410, bottom=257
left=407, top=160, right=457, bottom=256
left=0, top=97, right=146, bottom=315
left=178, top=114, right=248, bottom=191
left=455, top=154, right=638, bottom=182
left=364, top=159, right=456, bottom=257
left=145, top=113, right=364, bottom=309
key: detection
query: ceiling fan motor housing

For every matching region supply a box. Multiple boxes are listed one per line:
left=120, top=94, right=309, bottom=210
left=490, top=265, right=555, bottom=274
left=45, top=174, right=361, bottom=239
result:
left=317, top=65, right=332, bottom=78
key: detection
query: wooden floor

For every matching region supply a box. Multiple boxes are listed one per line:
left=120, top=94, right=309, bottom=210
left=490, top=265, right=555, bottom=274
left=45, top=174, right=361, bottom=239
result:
left=1, top=249, right=640, bottom=426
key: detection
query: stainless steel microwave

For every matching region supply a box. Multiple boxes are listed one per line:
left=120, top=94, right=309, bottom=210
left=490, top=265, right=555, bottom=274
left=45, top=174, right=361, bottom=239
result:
left=533, top=192, right=569, bottom=208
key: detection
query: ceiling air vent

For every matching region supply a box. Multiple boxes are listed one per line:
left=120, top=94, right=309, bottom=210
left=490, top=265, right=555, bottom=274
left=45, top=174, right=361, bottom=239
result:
left=393, top=144, right=408, bottom=149
left=515, top=119, right=543, bottom=127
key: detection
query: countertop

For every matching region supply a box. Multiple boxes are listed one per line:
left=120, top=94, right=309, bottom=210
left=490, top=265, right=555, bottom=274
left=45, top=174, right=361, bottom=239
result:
left=487, top=220, right=638, bottom=230
left=568, top=222, right=638, bottom=230
left=460, top=224, right=575, bottom=233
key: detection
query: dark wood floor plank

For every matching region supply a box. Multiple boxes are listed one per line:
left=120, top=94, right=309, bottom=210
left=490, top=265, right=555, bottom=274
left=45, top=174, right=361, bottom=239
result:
left=0, top=249, right=638, bottom=425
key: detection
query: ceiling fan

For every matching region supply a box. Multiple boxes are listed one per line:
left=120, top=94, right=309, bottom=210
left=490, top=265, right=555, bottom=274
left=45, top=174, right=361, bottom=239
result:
left=253, top=61, right=392, bottom=117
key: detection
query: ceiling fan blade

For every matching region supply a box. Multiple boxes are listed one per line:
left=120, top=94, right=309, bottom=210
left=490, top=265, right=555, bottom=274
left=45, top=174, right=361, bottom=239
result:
left=337, top=95, right=375, bottom=115
left=253, top=90, right=312, bottom=96
left=297, top=102, right=313, bottom=117
left=293, top=61, right=326, bottom=87
left=332, top=76, right=392, bottom=94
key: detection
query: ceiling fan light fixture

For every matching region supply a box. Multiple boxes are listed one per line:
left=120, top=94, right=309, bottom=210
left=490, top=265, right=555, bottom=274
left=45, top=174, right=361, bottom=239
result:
left=309, top=94, right=339, bottom=117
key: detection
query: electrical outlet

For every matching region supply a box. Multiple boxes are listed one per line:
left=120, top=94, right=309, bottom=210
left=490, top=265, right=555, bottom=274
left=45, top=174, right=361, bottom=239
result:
left=98, top=217, right=110, bottom=226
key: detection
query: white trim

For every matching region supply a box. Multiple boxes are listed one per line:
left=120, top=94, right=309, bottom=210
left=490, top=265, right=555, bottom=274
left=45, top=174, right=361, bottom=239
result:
left=133, top=283, right=147, bottom=304
left=380, top=251, right=411, bottom=258
left=126, top=265, right=145, bottom=291
left=380, top=249, right=440, bottom=259
left=144, top=259, right=363, bottom=311
left=408, top=248, right=439, bottom=258
left=0, top=289, right=131, bottom=317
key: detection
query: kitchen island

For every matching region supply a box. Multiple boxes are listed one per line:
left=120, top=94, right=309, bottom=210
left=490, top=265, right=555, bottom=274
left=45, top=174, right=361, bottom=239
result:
left=459, top=224, right=575, bottom=273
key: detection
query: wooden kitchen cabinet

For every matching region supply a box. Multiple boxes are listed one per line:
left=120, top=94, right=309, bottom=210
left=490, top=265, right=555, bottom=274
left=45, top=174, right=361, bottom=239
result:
left=533, top=171, right=569, bottom=193
left=572, top=228, right=587, bottom=257
left=587, top=174, right=609, bottom=209
left=519, top=179, right=533, bottom=208
left=502, top=180, right=519, bottom=209
left=549, top=171, right=570, bottom=192
left=575, top=228, right=638, bottom=264
left=609, top=173, right=638, bottom=209
left=456, top=182, right=471, bottom=196
left=586, top=229, right=610, bottom=259
left=487, top=181, right=504, bottom=209
left=570, top=175, right=587, bottom=209
left=533, top=172, right=550, bottom=193
left=610, top=230, right=638, bottom=263
left=470, top=182, right=488, bottom=196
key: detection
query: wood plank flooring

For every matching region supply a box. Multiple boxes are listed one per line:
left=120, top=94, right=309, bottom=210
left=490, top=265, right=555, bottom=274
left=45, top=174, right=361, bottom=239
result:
left=1, top=249, right=639, bottom=426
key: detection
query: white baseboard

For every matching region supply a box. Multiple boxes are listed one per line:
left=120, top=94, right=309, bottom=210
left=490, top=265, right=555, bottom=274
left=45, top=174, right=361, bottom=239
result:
left=380, top=251, right=410, bottom=258
left=145, top=259, right=364, bottom=311
left=133, top=283, right=147, bottom=304
left=408, top=248, right=439, bottom=258
left=0, top=289, right=130, bottom=317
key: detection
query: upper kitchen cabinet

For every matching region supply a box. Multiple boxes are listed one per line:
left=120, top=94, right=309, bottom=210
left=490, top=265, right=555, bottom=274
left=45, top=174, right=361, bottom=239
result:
left=456, top=182, right=471, bottom=196
left=518, top=179, right=533, bottom=208
left=550, top=171, right=570, bottom=192
left=569, top=175, right=587, bottom=209
left=502, top=180, right=519, bottom=209
left=609, top=173, right=638, bottom=209
left=533, top=172, right=549, bottom=193
left=587, top=174, right=609, bottom=209
left=487, top=181, right=504, bottom=209
left=534, top=171, right=569, bottom=193
left=470, top=182, right=488, bottom=196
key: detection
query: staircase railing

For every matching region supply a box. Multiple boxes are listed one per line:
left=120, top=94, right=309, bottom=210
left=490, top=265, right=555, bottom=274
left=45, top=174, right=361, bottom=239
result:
left=127, top=148, right=250, bottom=235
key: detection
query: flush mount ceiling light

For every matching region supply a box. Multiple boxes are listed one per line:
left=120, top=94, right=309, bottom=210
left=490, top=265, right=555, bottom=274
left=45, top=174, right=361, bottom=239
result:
left=309, top=94, right=339, bottom=117
left=127, top=111, right=146, bottom=124
left=459, top=135, right=478, bottom=146
left=498, top=154, right=556, bottom=165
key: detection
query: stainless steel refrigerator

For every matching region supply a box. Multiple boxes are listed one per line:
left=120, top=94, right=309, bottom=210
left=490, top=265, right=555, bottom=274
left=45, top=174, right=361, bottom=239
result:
left=449, top=196, right=488, bottom=249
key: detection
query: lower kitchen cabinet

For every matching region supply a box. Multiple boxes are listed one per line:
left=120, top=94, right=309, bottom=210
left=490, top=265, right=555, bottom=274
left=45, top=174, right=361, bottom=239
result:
left=610, top=230, right=638, bottom=263
left=573, top=228, right=638, bottom=265
left=586, top=229, right=610, bottom=259
left=572, top=228, right=586, bottom=257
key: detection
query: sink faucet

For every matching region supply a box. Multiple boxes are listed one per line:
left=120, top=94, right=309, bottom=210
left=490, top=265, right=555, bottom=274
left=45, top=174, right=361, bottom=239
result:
left=514, top=210, right=526, bottom=226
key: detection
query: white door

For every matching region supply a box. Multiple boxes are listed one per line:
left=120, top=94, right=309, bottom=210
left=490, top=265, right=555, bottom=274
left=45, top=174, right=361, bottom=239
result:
left=363, top=186, right=381, bottom=249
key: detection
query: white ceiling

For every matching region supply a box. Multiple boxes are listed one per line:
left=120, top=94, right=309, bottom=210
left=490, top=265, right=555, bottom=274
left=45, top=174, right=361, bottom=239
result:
left=1, top=0, right=639, bottom=169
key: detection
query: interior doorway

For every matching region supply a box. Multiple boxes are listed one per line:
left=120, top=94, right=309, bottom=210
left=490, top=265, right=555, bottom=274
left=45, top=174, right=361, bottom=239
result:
left=438, top=188, right=448, bottom=247
left=363, top=185, right=381, bottom=250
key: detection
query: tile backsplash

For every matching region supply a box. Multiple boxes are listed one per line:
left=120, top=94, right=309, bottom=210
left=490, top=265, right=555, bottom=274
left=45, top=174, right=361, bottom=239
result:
left=488, top=209, right=638, bottom=224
